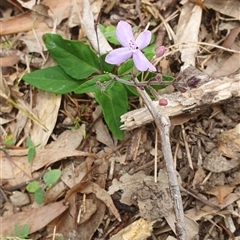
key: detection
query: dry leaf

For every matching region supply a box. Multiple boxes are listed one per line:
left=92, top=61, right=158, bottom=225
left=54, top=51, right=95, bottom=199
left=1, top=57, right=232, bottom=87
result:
left=80, top=181, right=121, bottom=221
left=176, top=2, right=202, bottom=68
left=165, top=213, right=199, bottom=240
left=77, top=198, right=97, bottom=224
left=108, top=171, right=172, bottom=221
left=44, top=181, right=66, bottom=204
left=0, top=55, right=20, bottom=67
left=217, top=123, right=240, bottom=159
left=203, top=149, right=240, bottom=173
left=29, top=91, right=61, bottom=147
left=222, top=26, right=240, bottom=49
left=46, top=124, right=86, bottom=149
left=204, top=0, right=240, bottom=20
left=80, top=0, right=112, bottom=54
left=16, top=0, right=36, bottom=9
left=0, top=148, right=96, bottom=185
left=192, top=166, right=206, bottom=188
left=206, top=185, right=235, bottom=204
left=75, top=156, right=109, bottom=239
left=1, top=200, right=68, bottom=236
left=108, top=171, right=152, bottom=205
left=61, top=157, right=95, bottom=188
left=93, top=106, right=114, bottom=147
left=0, top=76, right=12, bottom=113
left=110, top=218, right=153, bottom=240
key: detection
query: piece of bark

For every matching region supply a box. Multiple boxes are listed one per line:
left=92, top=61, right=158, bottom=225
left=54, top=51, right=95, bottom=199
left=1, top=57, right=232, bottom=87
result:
left=120, top=71, right=240, bottom=131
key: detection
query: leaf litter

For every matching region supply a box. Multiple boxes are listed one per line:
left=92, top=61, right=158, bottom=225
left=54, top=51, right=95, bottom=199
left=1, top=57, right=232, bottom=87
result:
left=1, top=0, right=240, bottom=239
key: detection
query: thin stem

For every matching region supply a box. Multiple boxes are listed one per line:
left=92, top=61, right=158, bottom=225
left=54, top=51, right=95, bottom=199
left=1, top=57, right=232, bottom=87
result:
left=111, top=74, right=169, bottom=88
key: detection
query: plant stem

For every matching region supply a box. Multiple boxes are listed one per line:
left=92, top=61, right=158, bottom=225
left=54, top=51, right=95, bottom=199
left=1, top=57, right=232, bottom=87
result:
left=133, top=77, right=186, bottom=240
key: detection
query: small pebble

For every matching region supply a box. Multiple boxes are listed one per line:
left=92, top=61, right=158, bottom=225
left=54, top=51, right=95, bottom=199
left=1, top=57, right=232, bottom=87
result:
left=9, top=191, right=30, bottom=207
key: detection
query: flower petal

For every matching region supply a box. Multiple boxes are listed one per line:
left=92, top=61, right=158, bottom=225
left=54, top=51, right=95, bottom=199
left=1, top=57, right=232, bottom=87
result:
left=105, top=47, right=132, bottom=65
left=116, top=21, right=135, bottom=47
left=132, top=51, right=156, bottom=72
left=135, top=30, right=151, bottom=50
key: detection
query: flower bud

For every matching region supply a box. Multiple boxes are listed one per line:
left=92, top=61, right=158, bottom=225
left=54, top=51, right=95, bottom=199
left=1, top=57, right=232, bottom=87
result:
left=155, top=46, right=166, bottom=57
left=159, top=98, right=168, bottom=106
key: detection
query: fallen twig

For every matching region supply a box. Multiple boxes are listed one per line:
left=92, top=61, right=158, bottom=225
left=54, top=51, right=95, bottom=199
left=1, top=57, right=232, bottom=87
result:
left=121, top=71, right=240, bottom=130
left=133, top=77, right=186, bottom=240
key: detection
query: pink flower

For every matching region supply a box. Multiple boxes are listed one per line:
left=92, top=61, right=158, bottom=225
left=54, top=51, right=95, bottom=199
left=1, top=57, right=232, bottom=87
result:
left=105, top=21, right=156, bottom=72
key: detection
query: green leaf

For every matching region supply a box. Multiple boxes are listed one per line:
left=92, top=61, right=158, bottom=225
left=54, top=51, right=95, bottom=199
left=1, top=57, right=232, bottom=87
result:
left=124, top=84, right=139, bottom=96
left=162, top=75, right=174, bottom=81
left=27, top=147, right=36, bottom=163
left=26, top=181, right=39, bottom=193
left=44, top=34, right=100, bottom=79
left=74, top=73, right=112, bottom=94
left=23, top=66, right=81, bottom=94
left=95, top=82, right=128, bottom=140
left=14, top=223, right=21, bottom=236
left=26, top=137, right=33, bottom=147
left=143, top=43, right=155, bottom=55
left=4, top=135, right=14, bottom=146
left=99, top=24, right=119, bottom=45
left=43, top=169, right=61, bottom=184
left=118, top=59, right=134, bottom=75
left=22, top=224, right=29, bottom=237
left=100, top=54, right=115, bottom=73
left=34, top=188, right=45, bottom=204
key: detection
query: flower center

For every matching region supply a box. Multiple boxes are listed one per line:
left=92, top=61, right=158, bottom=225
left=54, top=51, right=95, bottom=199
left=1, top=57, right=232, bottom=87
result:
left=129, top=39, right=138, bottom=51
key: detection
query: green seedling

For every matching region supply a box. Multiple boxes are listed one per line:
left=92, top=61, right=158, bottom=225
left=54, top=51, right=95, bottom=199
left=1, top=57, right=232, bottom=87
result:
left=26, top=169, right=61, bottom=204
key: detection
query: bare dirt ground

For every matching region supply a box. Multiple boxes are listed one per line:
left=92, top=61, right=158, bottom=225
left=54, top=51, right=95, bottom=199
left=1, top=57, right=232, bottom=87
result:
left=1, top=0, right=240, bottom=239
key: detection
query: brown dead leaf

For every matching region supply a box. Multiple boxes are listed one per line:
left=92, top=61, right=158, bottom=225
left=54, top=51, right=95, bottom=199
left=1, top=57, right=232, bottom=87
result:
left=44, top=181, right=66, bottom=204
left=46, top=124, right=86, bottom=150
left=176, top=2, right=202, bottom=68
left=222, top=27, right=240, bottom=49
left=93, top=106, right=114, bottom=147
left=211, top=52, right=240, bottom=78
left=32, top=148, right=97, bottom=171
left=77, top=198, right=97, bottom=224
left=186, top=193, right=240, bottom=221
left=108, top=171, right=172, bottom=221
left=217, top=123, right=240, bottom=159
left=60, top=155, right=109, bottom=239
left=192, top=166, right=206, bottom=188
left=165, top=213, right=199, bottom=240
left=203, top=148, right=240, bottom=173
left=61, top=157, right=95, bottom=188
left=48, top=194, right=77, bottom=238
left=29, top=91, right=61, bottom=147
left=16, top=0, right=36, bottom=9
left=0, top=0, right=70, bottom=35
left=80, top=0, right=112, bottom=54
left=206, top=185, right=235, bottom=204
left=0, top=148, right=96, bottom=186
left=0, top=76, right=12, bottom=113
left=204, top=0, right=240, bottom=20
left=31, top=3, right=53, bottom=27
left=0, top=55, right=20, bottom=67
left=0, top=200, right=68, bottom=237
left=80, top=181, right=121, bottom=221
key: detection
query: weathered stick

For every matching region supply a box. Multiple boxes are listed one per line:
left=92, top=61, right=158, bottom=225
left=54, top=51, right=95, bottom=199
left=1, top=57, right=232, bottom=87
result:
left=121, top=72, right=240, bottom=130
left=133, top=77, right=186, bottom=240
